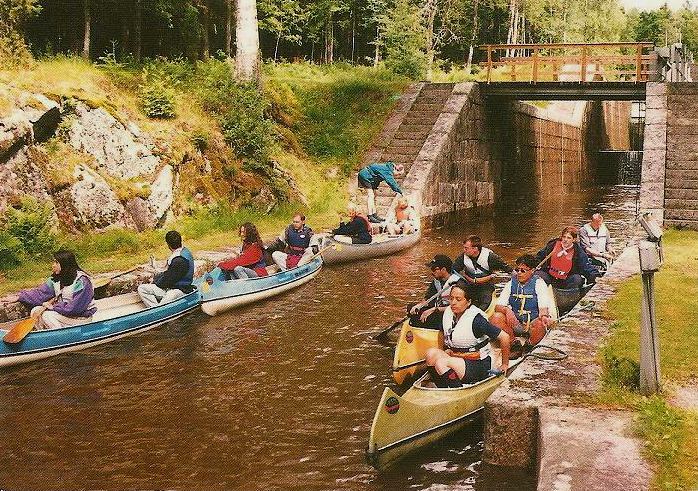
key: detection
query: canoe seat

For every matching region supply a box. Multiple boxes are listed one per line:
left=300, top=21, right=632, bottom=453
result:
left=266, top=265, right=280, bottom=274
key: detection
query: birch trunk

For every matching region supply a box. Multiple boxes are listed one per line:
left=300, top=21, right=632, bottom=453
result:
left=235, top=0, right=261, bottom=84
left=200, top=0, right=210, bottom=60
left=425, top=5, right=435, bottom=81
left=374, top=26, right=380, bottom=67
left=226, top=0, right=233, bottom=57
left=82, top=0, right=90, bottom=60
left=324, top=14, right=334, bottom=63
left=466, top=0, right=480, bottom=71
left=134, top=0, right=142, bottom=63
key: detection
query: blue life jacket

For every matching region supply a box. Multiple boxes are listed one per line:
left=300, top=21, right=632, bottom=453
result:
left=509, top=275, right=539, bottom=324
left=175, top=247, right=195, bottom=289
left=286, top=225, right=312, bottom=255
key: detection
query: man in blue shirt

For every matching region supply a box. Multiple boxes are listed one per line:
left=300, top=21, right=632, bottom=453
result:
left=357, top=161, right=404, bottom=223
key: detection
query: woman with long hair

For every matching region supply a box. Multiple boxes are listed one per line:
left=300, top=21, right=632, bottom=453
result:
left=217, top=222, right=268, bottom=279
left=4, top=250, right=96, bottom=330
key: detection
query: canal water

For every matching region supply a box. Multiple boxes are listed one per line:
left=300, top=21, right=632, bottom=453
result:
left=0, top=185, right=639, bottom=490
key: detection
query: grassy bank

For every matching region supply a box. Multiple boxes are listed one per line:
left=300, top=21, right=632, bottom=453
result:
left=0, top=58, right=409, bottom=294
left=599, top=228, right=698, bottom=491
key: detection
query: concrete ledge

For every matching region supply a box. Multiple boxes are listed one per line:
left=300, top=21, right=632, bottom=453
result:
left=482, top=244, right=654, bottom=489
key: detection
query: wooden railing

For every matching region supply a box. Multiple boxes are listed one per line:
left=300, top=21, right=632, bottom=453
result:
left=479, top=42, right=656, bottom=83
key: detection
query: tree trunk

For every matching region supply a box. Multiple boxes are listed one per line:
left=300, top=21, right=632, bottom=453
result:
left=324, top=14, right=334, bottom=63
left=351, top=9, right=355, bottom=63
left=506, top=0, right=516, bottom=57
left=466, top=0, right=480, bottom=72
left=226, top=0, right=233, bottom=57
left=134, top=0, right=142, bottom=63
left=82, top=0, right=90, bottom=60
left=374, top=26, right=380, bottom=67
left=425, top=5, right=435, bottom=81
left=200, top=0, right=210, bottom=60
left=120, top=5, right=130, bottom=59
left=235, top=0, right=261, bottom=84
left=275, top=32, right=281, bottom=61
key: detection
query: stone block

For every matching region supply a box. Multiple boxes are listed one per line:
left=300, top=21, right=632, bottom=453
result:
left=664, top=218, right=698, bottom=229
left=453, top=82, right=476, bottom=95
left=642, top=127, right=668, bottom=151
left=666, top=147, right=698, bottom=162
left=665, top=188, right=698, bottom=200
left=666, top=159, right=698, bottom=171
left=667, top=125, right=698, bottom=136
left=664, top=208, right=698, bottom=220
left=430, top=112, right=459, bottom=135
left=644, top=94, right=667, bottom=110
left=668, top=83, right=698, bottom=95
left=665, top=198, right=698, bottom=210
left=639, top=181, right=665, bottom=208
left=666, top=169, right=698, bottom=180
left=665, top=115, right=698, bottom=127
left=442, top=94, right=469, bottom=114
left=483, top=389, right=539, bottom=468
left=645, top=107, right=667, bottom=125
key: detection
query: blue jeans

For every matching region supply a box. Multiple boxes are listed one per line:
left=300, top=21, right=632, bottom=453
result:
left=535, top=270, right=584, bottom=289
left=233, top=266, right=259, bottom=279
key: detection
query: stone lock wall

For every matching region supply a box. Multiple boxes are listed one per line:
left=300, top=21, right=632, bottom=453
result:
left=640, top=82, right=698, bottom=230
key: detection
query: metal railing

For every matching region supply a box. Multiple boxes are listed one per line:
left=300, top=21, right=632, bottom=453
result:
left=478, top=42, right=657, bottom=83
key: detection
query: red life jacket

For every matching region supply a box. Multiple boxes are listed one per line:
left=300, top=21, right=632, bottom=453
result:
left=549, top=240, right=573, bottom=280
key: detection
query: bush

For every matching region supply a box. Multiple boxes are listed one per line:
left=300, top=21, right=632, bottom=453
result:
left=0, top=230, right=22, bottom=270
left=602, top=352, right=640, bottom=390
left=382, top=0, right=427, bottom=80
left=3, top=196, right=57, bottom=259
left=140, top=80, right=176, bottom=119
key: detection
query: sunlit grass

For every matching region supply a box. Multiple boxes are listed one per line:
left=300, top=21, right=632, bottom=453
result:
left=598, top=228, right=698, bottom=491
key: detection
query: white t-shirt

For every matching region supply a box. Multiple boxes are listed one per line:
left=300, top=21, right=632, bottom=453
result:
left=497, top=277, right=551, bottom=312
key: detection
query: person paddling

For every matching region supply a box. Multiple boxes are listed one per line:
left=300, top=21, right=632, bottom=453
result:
left=138, top=231, right=195, bottom=307
left=535, top=226, right=600, bottom=289
left=4, top=250, right=96, bottom=330
left=424, top=280, right=510, bottom=388
left=490, top=254, right=554, bottom=353
left=407, top=254, right=460, bottom=329
left=218, top=223, right=269, bottom=279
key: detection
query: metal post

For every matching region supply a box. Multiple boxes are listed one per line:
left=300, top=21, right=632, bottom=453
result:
left=640, top=271, right=661, bottom=394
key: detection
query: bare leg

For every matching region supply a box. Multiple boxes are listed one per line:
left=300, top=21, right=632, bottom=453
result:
left=366, top=188, right=376, bottom=215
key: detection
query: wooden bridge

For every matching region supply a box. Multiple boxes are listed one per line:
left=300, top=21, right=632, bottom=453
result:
left=477, top=42, right=692, bottom=100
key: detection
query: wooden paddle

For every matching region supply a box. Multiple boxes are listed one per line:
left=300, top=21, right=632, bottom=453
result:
left=373, top=273, right=465, bottom=342
left=3, top=306, right=48, bottom=344
left=93, top=266, right=140, bottom=290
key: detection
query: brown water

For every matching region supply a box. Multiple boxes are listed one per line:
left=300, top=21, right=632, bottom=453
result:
left=0, top=186, right=639, bottom=490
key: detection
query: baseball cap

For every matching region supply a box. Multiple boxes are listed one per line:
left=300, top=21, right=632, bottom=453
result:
left=426, top=254, right=452, bottom=270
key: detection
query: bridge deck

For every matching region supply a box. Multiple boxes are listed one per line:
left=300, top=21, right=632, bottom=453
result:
left=481, top=81, right=646, bottom=100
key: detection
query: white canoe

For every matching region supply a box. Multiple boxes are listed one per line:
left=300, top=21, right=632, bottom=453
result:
left=320, top=230, right=421, bottom=265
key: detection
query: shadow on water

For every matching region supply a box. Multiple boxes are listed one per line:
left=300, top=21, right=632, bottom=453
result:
left=0, top=185, right=639, bottom=491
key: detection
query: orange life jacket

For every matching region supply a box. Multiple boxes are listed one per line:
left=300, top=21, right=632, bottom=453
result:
left=549, top=240, right=573, bottom=280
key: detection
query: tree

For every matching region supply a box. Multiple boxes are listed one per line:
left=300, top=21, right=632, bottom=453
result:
left=82, top=0, right=90, bottom=59
left=259, top=0, right=304, bottom=60
left=383, top=0, right=426, bottom=78
left=235, top=0, right=261, bottom=83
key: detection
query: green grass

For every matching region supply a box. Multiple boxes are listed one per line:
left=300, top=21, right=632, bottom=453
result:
left=0, top=59, right=403, bottom=293
left=599, top=228, right=698, bottom=491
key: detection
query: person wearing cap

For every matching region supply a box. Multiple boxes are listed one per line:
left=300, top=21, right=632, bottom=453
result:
left=490, top=254, right=555, bottom=353
left=406, top=254, right=460, bottom=328
left=578, top=213, right=615, bottom=269
left=357, top=161, right=405, bottom=223
left=453, top=235, right=512, bottom=311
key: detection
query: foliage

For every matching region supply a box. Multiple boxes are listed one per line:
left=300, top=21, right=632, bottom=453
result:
left=0, top=230, right=22, bottom=270
left=600, top=348, right=640, bottom=390
left=0, top=0, right=40, bottom=65
left=382, top=0, right=426, bottom=79
left=140, top=79, right=177, bottom=119
left=2, top=196, right=56, bottom=259
left=194, top=59, right=276, bottom=166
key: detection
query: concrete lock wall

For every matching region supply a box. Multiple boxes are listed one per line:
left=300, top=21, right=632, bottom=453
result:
left=396, top=84, right=613, bottom=228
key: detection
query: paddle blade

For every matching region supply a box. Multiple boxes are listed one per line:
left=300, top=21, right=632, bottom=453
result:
left=3, top=318, right=36, bottom=344
left=333, top=243, right=342, bottom=252
left=92, top=277, right=110, bottom=289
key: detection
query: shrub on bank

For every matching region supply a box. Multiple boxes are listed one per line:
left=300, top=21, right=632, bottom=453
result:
left=3, top=196, right=56, bottom=259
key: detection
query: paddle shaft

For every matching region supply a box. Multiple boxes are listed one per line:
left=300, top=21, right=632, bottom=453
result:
left=93, top=266, right=140, bottom=289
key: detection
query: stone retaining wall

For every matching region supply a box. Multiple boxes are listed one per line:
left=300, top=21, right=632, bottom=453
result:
left=482, top=243, right=653, bottom=490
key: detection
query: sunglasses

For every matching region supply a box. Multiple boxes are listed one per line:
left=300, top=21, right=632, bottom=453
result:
left=514, top=268, right=532, bottom=273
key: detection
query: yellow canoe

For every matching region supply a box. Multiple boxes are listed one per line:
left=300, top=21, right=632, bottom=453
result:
left=391, top=293, right=498, bottom=385
left=369, top=286, right=559, bottom=470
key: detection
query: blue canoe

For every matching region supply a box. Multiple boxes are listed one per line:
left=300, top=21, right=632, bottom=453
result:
left=0, top=290, right=200, bottom=368
left=195, top=255, right=323, bottom=316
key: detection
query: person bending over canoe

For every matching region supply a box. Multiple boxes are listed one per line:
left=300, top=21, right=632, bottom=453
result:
left=453, top=235, right=512, bottom=311
left=331, top=202, right=372, bottom=244
left=535, top=226, right=600, bottom=289
left=357, top=161, right=404, bottom=223
left=138, top=231, right=195, bottom=307
left=4, top=250, right=96, bottom=330
left=490, top=254, right=555, bottom=352
left=218, top=222, right=269, bottom=279
left=384, top=196, right=418, bottom=235
left=268, top=212, right=314, bottom=271
left=578, top=213, right=615, bottom=269
left=407, top=254, right=460, bottom=329
left=425, top=280, right=510, bottom=388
